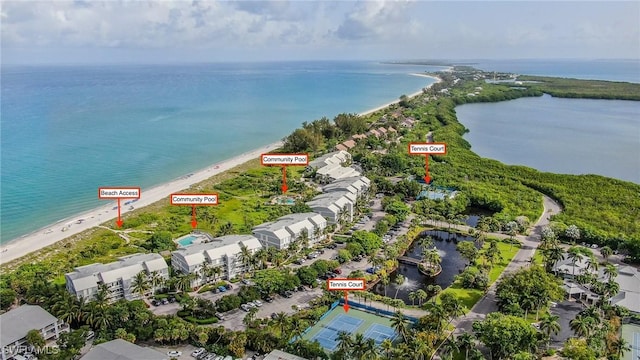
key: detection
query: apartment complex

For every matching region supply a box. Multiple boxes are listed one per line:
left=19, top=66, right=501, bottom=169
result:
left=322, top=176, right=371, bottom=198
left=307, top=151, right=359, bottom=184
left=65, top=253, right=169, bottom=302
left=1, top=305, right=69, bottom=360
left=171, top=234, right=262, bottom=286
left=306, top=191, right=357, bottom=225
left=252, top=212, right=327, bottom=249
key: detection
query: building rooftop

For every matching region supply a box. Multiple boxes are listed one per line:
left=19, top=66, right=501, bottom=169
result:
left=0, top=305, right=59, bottom=347
left=316, top=165, right=360, bottom=180
left=173, top=235, right=261, bottom=266
left=253, top=213, right=324, bottom=239
left=263, top=349, right=308, bottom=360
left=80, top=339, right=166, bottom=360
left=66, top=253, right=168, bottom=291
left=308, top=151, right=350, bottom=168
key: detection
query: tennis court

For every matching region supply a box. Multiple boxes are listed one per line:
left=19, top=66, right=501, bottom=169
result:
left=303, top=307, right=399, bottom=352
left=621, top=323, right=640, bottom=360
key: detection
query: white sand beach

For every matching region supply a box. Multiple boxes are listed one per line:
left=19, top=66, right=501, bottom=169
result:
left=359, top=74, right=441, bottom=116
left=0, top=141, right=283, bottom=264
left=0, top=74, right=441, bottom=264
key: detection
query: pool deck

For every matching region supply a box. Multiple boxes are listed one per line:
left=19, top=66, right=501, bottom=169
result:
left=621, top=322, right=640, bottom=360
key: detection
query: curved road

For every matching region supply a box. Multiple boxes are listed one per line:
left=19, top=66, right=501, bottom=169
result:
left=451, top=194, right=563, bottom=334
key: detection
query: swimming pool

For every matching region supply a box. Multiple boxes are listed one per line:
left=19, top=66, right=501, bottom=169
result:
left=177, top=235, right=197, bottom=247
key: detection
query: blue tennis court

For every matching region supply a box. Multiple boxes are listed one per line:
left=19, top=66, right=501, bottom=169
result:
left=309, top=314, right=364, bottom=351
left=363, top=324, right=398, bottom=345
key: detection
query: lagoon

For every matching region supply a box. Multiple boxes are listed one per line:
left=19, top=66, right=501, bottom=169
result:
left=456, top=94, right=640, bottom=183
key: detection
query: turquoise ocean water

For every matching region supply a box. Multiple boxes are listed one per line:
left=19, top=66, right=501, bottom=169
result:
left=1, top=62, right=439, bottom=243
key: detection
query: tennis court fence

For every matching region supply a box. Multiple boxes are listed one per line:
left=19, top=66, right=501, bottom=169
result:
left=338, top=298, right=419, bottom=323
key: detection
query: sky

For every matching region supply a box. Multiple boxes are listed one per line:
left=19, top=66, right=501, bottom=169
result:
left=1, top=1, right=639, bottom=64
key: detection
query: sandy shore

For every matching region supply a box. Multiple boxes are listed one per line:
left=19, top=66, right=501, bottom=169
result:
left=0, top=73, right=441, bottom=265
left=0, top=141, right=283, bottom=264
left=359, top=74, right=441, bottom=116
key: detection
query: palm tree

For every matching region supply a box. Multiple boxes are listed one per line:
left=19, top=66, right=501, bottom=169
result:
left=273, top=312, right=289, bottom=336
left=335, top=331, right=353, bottom=357
left=298, top=229, right=310, bottom=251
left=408, top=291, right=417, bottom=306
left=416, top=289, right=428, bottom=306
left=456, top=333, right=474, bottom=360
left=149, top=271, right=165, bottom=295
left=612, top=337, right=631, bottom=358
left=131, top=271, right=151, bottom=300
left=569, top=314, right=593, bottom=338
left=199, top=262, right=211, bottom=285
left=440, top=336, right=459, bottom=360
left=94, top=284, right=110, bottom=309
left=380, top=338, right=394, bottom=359
left=391, top=310, right=410, bottom=342
left=543, top=245, right=565, bottom=272
left=567, top=247, right=583, bottom=277
left=604, top=263, right=618, bottom=282
left=380, top=273, right=390, bottom=298
left=361, top=338, right=379, bottom=360
left=212, top=266, right=223, bottom=282
left=539, top=313, right=560, bottom=349
left=238, top=243, right=252, bottom=277
left=599, top=246, right=613, bottom=261
left=351, top=333, right=367, bottom=359
left=393, top=274, right=405, bottom=299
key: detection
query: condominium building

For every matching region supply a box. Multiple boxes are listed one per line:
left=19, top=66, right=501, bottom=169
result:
left=306, top=191, right=357, bottom=225
left=1, top=305, right=70, bottom=360
left=171, top=234, right=262, bottom=287
left=252, top=212, right=327, bottom=249
left=65, top=253, right=169, bottom=302
left=322, top=176, right=371, bottom=197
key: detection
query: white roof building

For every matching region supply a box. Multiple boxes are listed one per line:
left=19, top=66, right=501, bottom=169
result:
left=263, top=349, right=308, bottom=360
left=308, top=151, right=351, bottom=169
left=316, top=165, right=361, bottom=183
left=306, top=191, right=357, bottom=225
left=81, top=339, right=165, bottom=360
left=609, top=265, right=640, bottom=314
left=171, top=234, right=262, bottom=286
left=252, top=212, right=327, bottom=249
left=1, top=305, right=69, bottom=360
left=65, top=253, right=169, bottom=302
left=322, top=176, right=371, bottom=197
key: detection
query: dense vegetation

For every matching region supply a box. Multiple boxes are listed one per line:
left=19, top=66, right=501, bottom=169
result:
left=519, top=76, right=640, bottom=101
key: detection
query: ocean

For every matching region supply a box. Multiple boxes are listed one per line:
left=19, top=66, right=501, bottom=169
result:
left=1, top=61, right=440, bottom=243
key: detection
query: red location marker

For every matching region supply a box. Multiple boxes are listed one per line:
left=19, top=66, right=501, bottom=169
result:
left=191, top=205, right=198, bottom=229
left=424, top=155, right=431, bottom=184
left=343, top=291, right=350, bottom=313
left=281, top=166, right=288, bottom=194
left=116, top=198, right=123, bottom=228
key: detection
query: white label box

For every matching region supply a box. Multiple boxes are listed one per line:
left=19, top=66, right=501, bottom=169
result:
left=170, top=193, right=219, bottom=205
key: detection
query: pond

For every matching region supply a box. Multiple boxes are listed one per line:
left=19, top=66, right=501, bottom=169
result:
left=371, top=230, right=478, bottom=304
left=462, top=206, right=496, bottom=227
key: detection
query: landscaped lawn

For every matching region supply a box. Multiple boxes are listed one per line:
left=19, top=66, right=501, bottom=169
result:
left=437, top=238, right=520, bottom=311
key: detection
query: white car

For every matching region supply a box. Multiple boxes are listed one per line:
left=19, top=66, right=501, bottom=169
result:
left=253, top=300, right=263, bottom=307
left=167, top=350, right=182, bottom=358
left=192, top=348, right=206, bottom=357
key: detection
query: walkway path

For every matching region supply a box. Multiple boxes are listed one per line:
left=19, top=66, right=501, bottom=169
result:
left=450, top=195, right=562, bottom=334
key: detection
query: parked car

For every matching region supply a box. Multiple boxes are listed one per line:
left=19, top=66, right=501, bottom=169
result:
left=241, top=304, right=251, bottom=312
left=151, top=299, right=159, bottom=306
left=225, top=283, right=233, bottom=290
left=264, top=296, right=274, bottom=303
left=282, top=291, right=293, bottom=298
left=218, top=286, right=227, bottom=292
left=215, top=312, right=225, bottom=320
left=161, top=298, right=169, bottom=305
left=297, top=285, right=306, bottom=292
left=167, top=350, right=182, bottom=358
left=294, top=259, right=305, bottom=265
left=253, top=300, right=263, bottom=307
left=168, top=296, right=176, bottom=303
left=328, top=243, right=338, bottom=249
left=192, top=348, right=206, bottom=357
left=198, top=352, right=211, bottom=360
left=333, top=268, right=342, bottom=274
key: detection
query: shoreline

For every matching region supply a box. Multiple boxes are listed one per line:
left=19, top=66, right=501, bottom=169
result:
left=0, top=74, right=440, bottom=265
